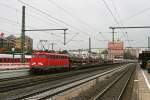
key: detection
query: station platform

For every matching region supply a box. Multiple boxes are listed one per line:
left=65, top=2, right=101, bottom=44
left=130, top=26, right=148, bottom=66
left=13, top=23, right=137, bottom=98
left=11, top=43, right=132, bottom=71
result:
left=0, top=63, right=29, bottom=70
left=132, top=65, right=150, bottom=100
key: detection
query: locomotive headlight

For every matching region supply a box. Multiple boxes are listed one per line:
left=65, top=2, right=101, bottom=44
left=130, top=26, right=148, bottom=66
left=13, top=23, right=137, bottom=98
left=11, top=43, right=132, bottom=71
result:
left=32, top=62, right=36, bottom=65
left=38, top=62, right=43, bottom=65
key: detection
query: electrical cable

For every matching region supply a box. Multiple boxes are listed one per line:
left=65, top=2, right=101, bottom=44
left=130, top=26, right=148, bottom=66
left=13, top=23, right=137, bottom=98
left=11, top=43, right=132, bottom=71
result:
left=18, top=0, right=91, bottom=36
left=47, top=0, right=98, bottom=32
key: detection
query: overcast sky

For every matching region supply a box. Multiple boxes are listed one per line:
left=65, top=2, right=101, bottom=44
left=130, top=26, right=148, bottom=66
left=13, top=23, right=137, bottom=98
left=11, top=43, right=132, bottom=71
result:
left=0, top=0, right=150, bottom=50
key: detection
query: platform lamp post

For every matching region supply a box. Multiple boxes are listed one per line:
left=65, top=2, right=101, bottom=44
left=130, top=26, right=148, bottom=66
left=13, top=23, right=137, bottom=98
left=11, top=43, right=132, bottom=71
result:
left=12, top=47, right=15, bottom=63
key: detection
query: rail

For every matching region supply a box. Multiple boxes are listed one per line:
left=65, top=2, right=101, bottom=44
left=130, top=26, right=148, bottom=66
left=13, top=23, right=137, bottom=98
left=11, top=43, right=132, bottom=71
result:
left=23, top=64, right=129, bottom=100
left=92, top=64, right=135, bottom=100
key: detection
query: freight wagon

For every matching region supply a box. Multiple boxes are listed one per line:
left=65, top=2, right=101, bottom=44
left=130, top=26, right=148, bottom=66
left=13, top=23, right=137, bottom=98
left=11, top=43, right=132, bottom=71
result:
left=138, top=51, right=150, bottom=72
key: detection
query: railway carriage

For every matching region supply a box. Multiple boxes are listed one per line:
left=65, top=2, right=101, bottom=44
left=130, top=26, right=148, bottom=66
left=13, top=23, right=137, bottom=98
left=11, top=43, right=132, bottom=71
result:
left=0, top=54, right=31, bottom=63
left=30, top=52, right=70, bottom=72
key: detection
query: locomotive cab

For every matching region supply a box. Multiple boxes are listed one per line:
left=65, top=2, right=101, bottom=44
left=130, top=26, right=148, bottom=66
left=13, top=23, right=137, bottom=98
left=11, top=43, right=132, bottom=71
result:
left=30, top=52, right=70, bottom=73
left=30, top=53, right=48, bottom=67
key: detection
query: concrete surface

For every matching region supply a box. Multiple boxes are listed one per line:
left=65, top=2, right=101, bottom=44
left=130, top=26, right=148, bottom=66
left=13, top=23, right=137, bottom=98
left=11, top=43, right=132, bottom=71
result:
left=132, top=65, right=150, bottom=100
left=0, top=63, right=29, bottom=70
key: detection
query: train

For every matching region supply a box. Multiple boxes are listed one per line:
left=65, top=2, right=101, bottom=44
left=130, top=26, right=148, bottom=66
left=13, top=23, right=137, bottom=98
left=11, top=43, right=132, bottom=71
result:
left=30, top=52, right=70, bottom=72
left=29, top=52, right=118, bottom=73
left=29, top=52, right=131, bottom=73
left=0, top=54, right=31, bottom=63
left=138, top=51, right=150, bottom=73
left=0, top=52, right=132, bottom=73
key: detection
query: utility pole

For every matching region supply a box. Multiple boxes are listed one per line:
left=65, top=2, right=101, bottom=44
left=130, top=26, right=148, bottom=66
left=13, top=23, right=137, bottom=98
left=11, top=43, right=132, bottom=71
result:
left=52, top=43, right=54, bottom=51
left=107, top=28, right=115, bottom=43
left=49, top=43, right=56, bottom=51
left=89, top=37, right=91, bottom=58
left=0, top=33, right=4, bottom=48
left=38, top=40, right=48, bottom=51
left=21, top=6, right=25, bottom=63
left=64, top=29, right=67, bottom=45
left=112, top=28, right=115, bottom=43
left=1, top=38, right=3, bottom=48
left=148, top=36, right=150, bottom=51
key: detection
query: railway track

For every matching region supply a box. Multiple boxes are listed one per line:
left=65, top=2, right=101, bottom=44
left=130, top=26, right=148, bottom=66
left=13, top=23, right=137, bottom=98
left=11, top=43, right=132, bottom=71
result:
left=0, top=63, right=122, bottom=82
left=0, top=63, right=135, bottom=100
left=24, top=64, right=133, bottom=100
left=92, top=64, right=135, bottom=100
left=0, top=64, right=120, bottom=93
left=0, top=68, right=30, bottom=81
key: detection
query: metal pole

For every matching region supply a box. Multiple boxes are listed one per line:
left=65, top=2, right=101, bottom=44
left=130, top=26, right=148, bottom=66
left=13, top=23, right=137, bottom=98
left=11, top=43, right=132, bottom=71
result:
left=148, top=36, right=150, bottom=51
left=52, top=43, right=54, bottom=51
left=112, top=28, right=115, bottom=43
left=64, top=30, right=66, bottom=45
left=1, top=38, right=3, bottom=48
left=12, top=47, right=15, bottom=63
left=13, top=52, right=14, bottom=63
left=89, top=37, right=91, bottom=58
left=21, top=6, right=25, bottom=63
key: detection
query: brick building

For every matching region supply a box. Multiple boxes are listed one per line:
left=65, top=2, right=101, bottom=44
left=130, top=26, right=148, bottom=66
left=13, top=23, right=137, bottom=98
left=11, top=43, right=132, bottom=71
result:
left=108, top=41, right=124, bottom=59
left=0, top=34, right=16, bottom=50
left=0, top=33, right=33, bottom=53
left=15, top=35, right=33, bottom=51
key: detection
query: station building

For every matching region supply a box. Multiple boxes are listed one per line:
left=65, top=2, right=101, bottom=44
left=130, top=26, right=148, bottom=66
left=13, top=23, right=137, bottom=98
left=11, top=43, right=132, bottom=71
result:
left=0, top=33, right=16, bottom=51
left=0, top=33, right=33, bottom=53
left=15, top=35, right=33, bottom=52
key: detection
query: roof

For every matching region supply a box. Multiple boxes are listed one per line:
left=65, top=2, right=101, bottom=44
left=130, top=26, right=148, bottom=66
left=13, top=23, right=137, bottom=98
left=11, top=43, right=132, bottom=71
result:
left=6, top=35, right=16, bottom=39
left=0, top=54, right=31, bottom=58
left=32, top=52, right=68, bottom=56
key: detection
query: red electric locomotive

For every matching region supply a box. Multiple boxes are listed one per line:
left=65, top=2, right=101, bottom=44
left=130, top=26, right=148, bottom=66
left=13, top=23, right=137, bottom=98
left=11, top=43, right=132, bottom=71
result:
left=30, top=52, right=70, bottom=72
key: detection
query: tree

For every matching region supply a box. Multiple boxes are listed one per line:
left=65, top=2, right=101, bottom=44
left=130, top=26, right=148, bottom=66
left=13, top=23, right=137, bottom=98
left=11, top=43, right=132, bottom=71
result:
left=0, top=48, right=8, bottom=53
left=61, top=50, right=68, bottom=54
left=101, top=49, right=108, bottom=54
left=123, top=50, right=137, bottom=59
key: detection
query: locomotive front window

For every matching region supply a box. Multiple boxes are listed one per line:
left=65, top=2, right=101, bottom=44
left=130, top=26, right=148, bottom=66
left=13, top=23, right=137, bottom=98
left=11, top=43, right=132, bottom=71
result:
left=39, top=54, right=47, bottom=58
left=32, top=54, right=38, bottom=58
left=60, top=56, right=63, bottom=59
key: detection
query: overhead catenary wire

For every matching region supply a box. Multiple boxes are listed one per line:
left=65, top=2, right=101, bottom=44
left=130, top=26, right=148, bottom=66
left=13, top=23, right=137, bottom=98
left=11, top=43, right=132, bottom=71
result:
left=20, top=0, right=107, bottom=45
left=100, top=0, right=120, bottom=25
left=18, top=0, right=91, bottom=36
left=121, top=6, right=150, bottom=23
left=47, top=0, right=108, bottom=44
left=0, top=2, right=85, bottom=48
left=100, top=0, right=133, bottom=47
left=0, top=15, right=66, bottom=39
left=98, top=0, right=124, bottom=42
left=99, top=32, right=109, bottom=41
left=0, top=2, right=75, bottom=42
left=107, top=0, right=127, bottom=40
left=0, top=1, right=85, bottom=35
left=47, top=0, right=98, bottom=32
left=18, top=0, right=108, bottom=45
left=110, top=0, right=133, bottom=47
left=18, top=0, right=108, bottom=48
left=0, top=2, right=67, bottom=29
left=66, top=33, right=80, bottom=45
